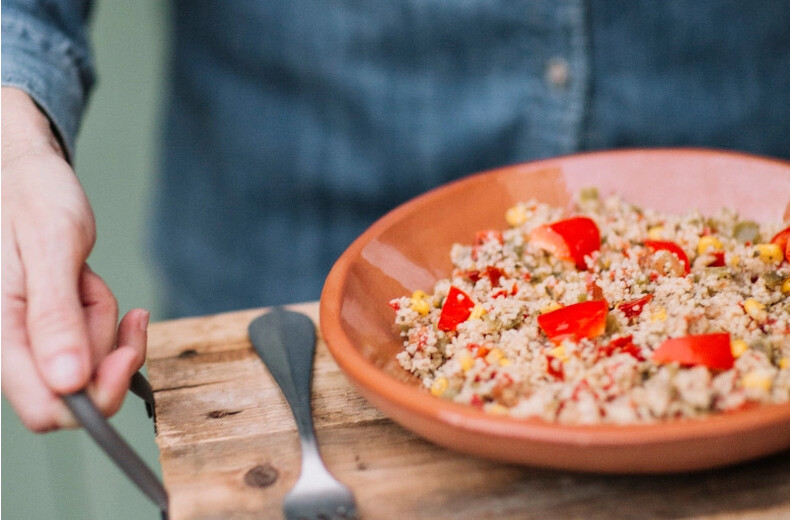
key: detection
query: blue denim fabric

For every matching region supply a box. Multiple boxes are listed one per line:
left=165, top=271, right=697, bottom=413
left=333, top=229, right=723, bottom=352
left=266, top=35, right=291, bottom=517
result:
left=2, top=0, right=94, bottom=160
left=4, top=1, right=790, bottom=316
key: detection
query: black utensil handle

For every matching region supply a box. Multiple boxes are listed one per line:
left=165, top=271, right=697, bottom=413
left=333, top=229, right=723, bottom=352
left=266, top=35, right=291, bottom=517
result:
left=63, top=373, right=168, bottom=519
left=248, top=307, right=317, bottom=415
left=130, top=371, right=156, bottom=421
left=248, top=308, right=319, bottom=442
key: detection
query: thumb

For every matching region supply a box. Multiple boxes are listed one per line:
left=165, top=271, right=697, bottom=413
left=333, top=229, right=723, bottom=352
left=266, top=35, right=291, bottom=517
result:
left=25, top=252, right=92, bottom=395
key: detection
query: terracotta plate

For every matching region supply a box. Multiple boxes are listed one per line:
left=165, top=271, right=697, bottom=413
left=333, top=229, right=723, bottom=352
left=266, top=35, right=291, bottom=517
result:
left=319, top=148, right=790, bottom=473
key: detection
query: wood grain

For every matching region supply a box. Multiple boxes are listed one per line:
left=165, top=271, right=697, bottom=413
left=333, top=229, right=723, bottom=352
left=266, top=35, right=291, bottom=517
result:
left=147, top=302, right=790, bottom=520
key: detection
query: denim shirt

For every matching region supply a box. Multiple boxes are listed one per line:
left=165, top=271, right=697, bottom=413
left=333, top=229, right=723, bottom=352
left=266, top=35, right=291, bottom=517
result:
left=4, top=0, right=790, bottom=316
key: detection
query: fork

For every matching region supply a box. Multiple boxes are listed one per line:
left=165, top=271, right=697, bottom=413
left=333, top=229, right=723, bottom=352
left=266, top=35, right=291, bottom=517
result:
left=248, top=308, right=358, bottom=520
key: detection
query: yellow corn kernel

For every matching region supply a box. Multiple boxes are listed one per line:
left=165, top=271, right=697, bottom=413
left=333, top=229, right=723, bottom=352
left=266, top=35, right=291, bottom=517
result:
left=505, top=205, right=528, bottom=227
left=410, top=298, right=430, bottom=316
left=647, top=225, right=665, bottom=240
left=650, top=307, right=667, bottom=322
left=498, top=358, right=512, bottom=367
left=782, top=278, right=790, bottom=294
left=549, top=345, right=569, bottom=362
left=409, top=290, right=431, bottom=315
left=730, top=339, right=749, bottom=358
left=459, top=353, right=475, bottom=373
left=697, top=235, right=723, bottom=255
left=743, top=298, right=766, bottom=321
left=469, top=304, right=487, bottom=320
left=540, top=302, right=562, bottom=314
left=779, top=358, right=790, bottom=370
left=430, top=377, right=448, bottom=397
left=741, top=370, right=772, bottom=392
left=728, top=254, right=740, bottom=268
left=754, top=243, right=783, bottom=263
left=485, top=348, right=504, bottom=365
left=487, top=404, right=509, bottom=415
left=411, top=290, right=428, bottom=300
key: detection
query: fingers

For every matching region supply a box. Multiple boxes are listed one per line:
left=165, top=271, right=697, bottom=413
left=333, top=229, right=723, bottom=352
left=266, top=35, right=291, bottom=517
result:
left=80, top=264, right=120, bottom=368
left=1, top=217, right=84, bottom=431
left=1, top=298, right=79, bottom=432
left=2, top=303, right=149, bottom=431
left=88, top=308, right=149, bottom=417
left=24, top=258, right=92, bottom=394
left=5, top=148, right=98, bottom=396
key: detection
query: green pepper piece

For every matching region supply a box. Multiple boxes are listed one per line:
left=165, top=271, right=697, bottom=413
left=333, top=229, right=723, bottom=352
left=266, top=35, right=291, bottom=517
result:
left=733, top=220, right=760, bottom=243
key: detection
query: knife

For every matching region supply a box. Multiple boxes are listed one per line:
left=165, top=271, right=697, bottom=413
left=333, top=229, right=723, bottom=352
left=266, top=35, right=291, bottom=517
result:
left=62, top=371, right=169, bottom=519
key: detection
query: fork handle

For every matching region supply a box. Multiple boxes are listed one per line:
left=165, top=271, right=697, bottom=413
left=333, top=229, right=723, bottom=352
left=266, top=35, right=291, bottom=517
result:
left=248, top=309, right=331, bottom=468
left=248, top=308, right=317, bottom=424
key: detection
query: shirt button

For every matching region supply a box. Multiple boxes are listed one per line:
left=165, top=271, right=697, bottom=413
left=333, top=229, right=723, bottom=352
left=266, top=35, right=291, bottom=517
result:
left=545, top=57, right=570, bottom=88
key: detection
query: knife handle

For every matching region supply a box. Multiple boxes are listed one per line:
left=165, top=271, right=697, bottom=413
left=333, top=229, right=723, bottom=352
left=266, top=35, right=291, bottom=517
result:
left=63, top=372, right=169, bottom=520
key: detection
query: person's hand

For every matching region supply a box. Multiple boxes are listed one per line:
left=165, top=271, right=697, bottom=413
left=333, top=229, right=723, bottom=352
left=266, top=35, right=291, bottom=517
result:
left=2, top=87, right=148, bottom=432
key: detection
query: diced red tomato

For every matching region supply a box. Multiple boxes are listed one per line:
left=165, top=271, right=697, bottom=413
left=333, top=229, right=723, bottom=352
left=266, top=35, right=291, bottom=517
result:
left=597, top=335, right=644, bottom=361
left=652, top=333, right=734, bottom=370
left=463, top=269, right=482, bottom=282
left=437, top=286, right=475, bottom=331
left=585, top=274, right=606, bottom=301
left=388, top=299, right=401, bottom=311
left=644, top=239, right=691, bottom=275
left=705, top=251, right=726, bottom=267
left=485, top=266, right=504, bottom=287
left=545, top=354, right=565, bottom=380
left=537, top=300, right=608, bottom=345
left=770, top=226, right=790, bottom=262
left=617, top=294, right=653, bottom=320
left=530, top=216, right=601, bottom=270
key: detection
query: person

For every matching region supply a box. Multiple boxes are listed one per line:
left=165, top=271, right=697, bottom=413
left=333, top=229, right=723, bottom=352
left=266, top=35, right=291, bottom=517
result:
left=3, top=0, right=790, bottom=433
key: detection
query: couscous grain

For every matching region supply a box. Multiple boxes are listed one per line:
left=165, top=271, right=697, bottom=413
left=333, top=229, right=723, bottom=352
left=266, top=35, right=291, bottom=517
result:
left=391, top=191, right=790, bottom=424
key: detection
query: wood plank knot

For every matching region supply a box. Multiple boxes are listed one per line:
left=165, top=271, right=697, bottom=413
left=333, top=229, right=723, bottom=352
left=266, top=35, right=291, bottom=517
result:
left=206, top=409, right=242, bottom=419
left=244, top=463, right=279, bottom=488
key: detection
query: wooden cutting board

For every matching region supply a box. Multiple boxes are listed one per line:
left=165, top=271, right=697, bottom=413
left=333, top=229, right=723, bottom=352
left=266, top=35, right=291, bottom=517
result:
left=147, top=302, right=790, bottom=520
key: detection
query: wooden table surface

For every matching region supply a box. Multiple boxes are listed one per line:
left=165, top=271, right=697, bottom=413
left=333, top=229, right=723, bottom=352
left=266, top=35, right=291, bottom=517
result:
left=147, top=302, right=790, bottom=520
